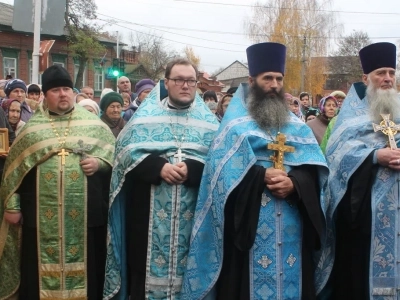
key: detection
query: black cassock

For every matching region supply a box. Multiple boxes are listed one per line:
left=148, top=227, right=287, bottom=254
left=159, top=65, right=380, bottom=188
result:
left=123, top=154, right=204, bottom=300
left=329, top=152, right=379, bottom=300
left=18, top=167, right=111, bottom=300
left=216, top=164, right=324, bottom=300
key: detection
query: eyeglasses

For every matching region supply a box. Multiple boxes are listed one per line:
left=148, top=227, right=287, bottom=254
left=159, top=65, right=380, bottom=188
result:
left=167, top=78, right=198, bottom=87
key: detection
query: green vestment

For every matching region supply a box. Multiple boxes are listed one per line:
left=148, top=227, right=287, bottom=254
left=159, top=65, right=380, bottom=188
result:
left=0, top=104, right=115, bottom=300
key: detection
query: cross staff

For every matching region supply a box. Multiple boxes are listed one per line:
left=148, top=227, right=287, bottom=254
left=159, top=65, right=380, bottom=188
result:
left=267, top=133, right=295, bottom=171
left=58, top=149, right=69, bottom=166
left=174, top=148, right=186, bottom=163
left=73, top=140, right=93, bottom=161
left=373, top=114, right=400, bottom=150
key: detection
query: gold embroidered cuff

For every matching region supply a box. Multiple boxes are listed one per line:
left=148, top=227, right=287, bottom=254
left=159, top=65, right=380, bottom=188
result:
left=5, top=193, right=21, bottom=212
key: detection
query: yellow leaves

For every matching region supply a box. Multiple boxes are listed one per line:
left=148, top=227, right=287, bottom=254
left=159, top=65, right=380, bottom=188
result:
left=245, top=0, right=337, bottom=97
left=184, top=46, right=201, bottom=69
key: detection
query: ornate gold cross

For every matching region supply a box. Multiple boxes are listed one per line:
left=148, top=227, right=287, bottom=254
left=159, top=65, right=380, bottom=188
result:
left=373, top=114, right=400, bottom=150
left=58, top=149, right=69, bottom=166
left=267, top=133, right=295, bottom=171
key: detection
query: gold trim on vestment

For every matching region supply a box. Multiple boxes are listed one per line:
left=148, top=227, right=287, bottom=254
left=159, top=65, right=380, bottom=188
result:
left=0, top=219, right=9, bottom=257
left=39, top=288, right=87, bottom=299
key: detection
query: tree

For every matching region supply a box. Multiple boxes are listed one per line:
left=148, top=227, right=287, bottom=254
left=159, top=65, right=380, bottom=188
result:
left=65, top=0, right=105, bottom=89
left=183, top=46, right=201, bottom=69
left=128, top=31, right=178, bottom=80
left=329, top=30, right=372, bottom=85
left=244, top=0, right=339, bottom=97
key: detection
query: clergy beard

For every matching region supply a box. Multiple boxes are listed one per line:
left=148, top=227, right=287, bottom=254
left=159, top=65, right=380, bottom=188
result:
left=247, top=83, right=289, bottom=131
left=366, top=83, right=400, bottom=122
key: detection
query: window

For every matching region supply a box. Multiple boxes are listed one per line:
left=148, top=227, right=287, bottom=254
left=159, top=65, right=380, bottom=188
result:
left=94, top=67, right=104, bottom=91
left=51, top=54, right=66, bottom=68
left=74, top=64, right=86, bottom=87
left=29, top=60, right=42, bottom=84
left=53, top=62, right=65, bottom=67
left=3, top=57, right=17, bottom=78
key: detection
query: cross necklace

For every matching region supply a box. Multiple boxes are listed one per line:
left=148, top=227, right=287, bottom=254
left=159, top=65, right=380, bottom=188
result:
left=168, top=107, right=191, bottom=163
left=48, top=111, right=73, bottom=166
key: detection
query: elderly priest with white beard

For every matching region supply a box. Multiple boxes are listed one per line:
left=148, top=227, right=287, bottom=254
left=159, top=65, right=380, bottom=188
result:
left=325, top=42, right=400, bottom=299
left=181, top=42, right=330, bottom=300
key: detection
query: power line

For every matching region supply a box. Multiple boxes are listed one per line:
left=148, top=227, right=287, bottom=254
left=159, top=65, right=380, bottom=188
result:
left=100, top=21, right=246, bottom=53
left=97, top=13, right=249, bottom=46
left=97, top=13, right=400, bottom=41
left=171, top=0, right=400, bottom=16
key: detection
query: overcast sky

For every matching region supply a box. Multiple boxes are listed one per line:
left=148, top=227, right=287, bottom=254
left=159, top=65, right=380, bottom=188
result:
left=3, top=0, right=400, bottom=74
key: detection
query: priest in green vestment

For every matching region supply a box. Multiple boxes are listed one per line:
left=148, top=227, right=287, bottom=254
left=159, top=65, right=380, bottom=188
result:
left=0, top=65, right=115, bottom=300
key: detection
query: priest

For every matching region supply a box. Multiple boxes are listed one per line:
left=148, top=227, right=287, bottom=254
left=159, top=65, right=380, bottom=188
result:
left=181, top=42, right=330, bottom=300
left=103, top=58, right=219, bottom=300
left=326, top=42, right=400, bottom=299
left=0, top=65, right=115, bottom=300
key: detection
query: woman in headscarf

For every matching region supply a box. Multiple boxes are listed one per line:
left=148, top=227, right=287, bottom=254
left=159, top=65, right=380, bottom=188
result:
left=289, top=98, right=305, bottom=121
left=99, top=92, right=125, bottom=138
left=2, top=98, right=25, bottom=136
left=306, top=95, right=338, bottom=145
left=215, top=93, right=233, bottom=122
left=78, top=98, right=100, bottom=116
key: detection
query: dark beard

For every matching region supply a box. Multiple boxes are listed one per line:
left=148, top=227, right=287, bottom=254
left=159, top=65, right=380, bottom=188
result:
left=247, top=83, right=289, bottom=131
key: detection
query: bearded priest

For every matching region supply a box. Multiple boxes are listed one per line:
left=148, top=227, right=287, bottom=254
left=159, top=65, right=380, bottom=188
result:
left=326, top=42, right=400, bottom=299
left=181, top=42, right=330, bottom=300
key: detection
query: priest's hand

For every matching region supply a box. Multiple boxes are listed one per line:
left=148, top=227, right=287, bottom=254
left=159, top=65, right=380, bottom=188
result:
left=176, top=162, right=188, bottom=182
left=264, top=168, right=287, bottom=185
left=4, top=211, right=22, bottom=225
left=266, top=175, right=294, bottom=199
left=377, top=148, right=400, bottom=170
left=80, top=157, right=99, bottom=176
left=161, top=163, right=186, bottom=185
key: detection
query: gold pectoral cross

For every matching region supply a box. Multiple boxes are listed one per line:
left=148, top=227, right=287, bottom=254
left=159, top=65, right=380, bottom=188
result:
left=267, top=133, right=295, bottom=171
left=373, top=114, right=400, bottom=150
left=58, top=149, right=69, bottom=166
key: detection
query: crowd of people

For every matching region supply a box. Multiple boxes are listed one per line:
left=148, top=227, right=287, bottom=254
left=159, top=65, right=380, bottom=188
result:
left=0, top=41, right=399, bottom=300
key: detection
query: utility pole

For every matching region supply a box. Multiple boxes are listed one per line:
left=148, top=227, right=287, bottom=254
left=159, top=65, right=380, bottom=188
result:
left=32, top=0, right=42, bottom=83
left=300, top=35, right=306, bottom=93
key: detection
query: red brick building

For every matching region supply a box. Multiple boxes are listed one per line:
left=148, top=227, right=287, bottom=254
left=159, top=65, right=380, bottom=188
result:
left=197, top=71, right=224, bottom=94
left=0, top=2, right=123, bottom=99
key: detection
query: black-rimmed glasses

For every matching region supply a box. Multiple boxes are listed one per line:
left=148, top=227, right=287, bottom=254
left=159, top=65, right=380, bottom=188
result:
left=166, top=78, right=198, bottom=87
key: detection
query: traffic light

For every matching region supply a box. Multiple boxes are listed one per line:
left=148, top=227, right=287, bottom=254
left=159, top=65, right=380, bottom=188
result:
left=112, top=58, right=120, bottom=77
left=119, top=59, right=125, bottom=75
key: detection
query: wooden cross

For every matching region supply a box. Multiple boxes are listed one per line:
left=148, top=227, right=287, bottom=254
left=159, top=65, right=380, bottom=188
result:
left=267, top=133, right=295, bottom=171
left=373, top=114, right=400, bottom=150
left=174, top=148, right=186, bottom=163
left=73, top=139, right=93, bottom=161
left=58, top=149, right=69, bottom=166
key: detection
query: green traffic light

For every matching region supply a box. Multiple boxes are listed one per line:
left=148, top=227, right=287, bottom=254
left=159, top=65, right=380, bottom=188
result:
left=112, top=70, right=120, bottom=76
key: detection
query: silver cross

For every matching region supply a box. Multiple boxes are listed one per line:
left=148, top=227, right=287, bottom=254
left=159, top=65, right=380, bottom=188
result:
left=73, top=139, right=93, bottom=161
left=174, top=148, right=186, bottom=163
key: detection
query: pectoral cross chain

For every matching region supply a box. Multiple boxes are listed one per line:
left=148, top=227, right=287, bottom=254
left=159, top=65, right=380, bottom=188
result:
left=267, top=133, right=295, bottom=171
left=58, top=149, right=69, bottom=166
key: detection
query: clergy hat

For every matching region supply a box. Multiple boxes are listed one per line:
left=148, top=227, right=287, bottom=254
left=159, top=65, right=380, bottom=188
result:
left=246, top=42, right=286, bottom=77
left=42, top=65, right=73, bottom=94
left=359, top=42, right=396, bottom=74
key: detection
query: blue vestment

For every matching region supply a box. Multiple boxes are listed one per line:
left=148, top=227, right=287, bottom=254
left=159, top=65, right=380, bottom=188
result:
left=181, top=84, right=330, bottom=299
left=103, top=83, right=219, bottom=300
left=326, top=83, right=400, bottom=298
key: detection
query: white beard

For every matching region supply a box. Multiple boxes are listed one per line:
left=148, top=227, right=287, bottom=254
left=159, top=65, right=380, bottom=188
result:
left=366, top=84, right=400, bottom=123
